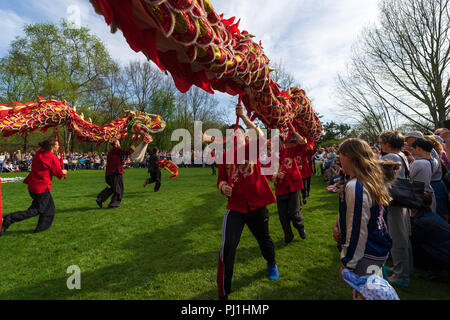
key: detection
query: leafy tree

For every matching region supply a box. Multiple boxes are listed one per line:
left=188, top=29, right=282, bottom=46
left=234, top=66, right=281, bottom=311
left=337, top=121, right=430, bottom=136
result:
left=318, top=121, right=352, bottom=144
left=0, top=21, right=117, bottom=151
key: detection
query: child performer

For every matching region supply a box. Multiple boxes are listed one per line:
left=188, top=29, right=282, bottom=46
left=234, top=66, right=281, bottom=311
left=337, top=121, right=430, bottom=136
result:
left=96, top=139, right=135, bottom=209
left=271, top=127, right=308, bottom=244
left=1, top=137, right=67, bottom=235
left=144, top=147, right=161, bottom=192
left=216, top=104, right=279, bottom=300
left=298, top=142, right=315, bottom=205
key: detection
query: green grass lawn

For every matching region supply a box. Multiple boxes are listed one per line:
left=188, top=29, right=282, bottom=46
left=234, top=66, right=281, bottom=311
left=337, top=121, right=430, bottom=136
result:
left=0, top=168, right=449, bottom=300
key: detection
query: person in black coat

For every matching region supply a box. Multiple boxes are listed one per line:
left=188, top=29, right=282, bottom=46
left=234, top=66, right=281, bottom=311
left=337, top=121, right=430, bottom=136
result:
left=97, top=140, right=135, bottom=209
left=411, top=192, right=450, bottom=281
left=144, top=147, right=161, bottom=192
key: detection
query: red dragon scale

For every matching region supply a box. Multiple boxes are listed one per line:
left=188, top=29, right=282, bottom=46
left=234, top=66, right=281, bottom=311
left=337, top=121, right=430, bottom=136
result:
left=0, top=98, right=166, bottom=145
left=90, top=0, right=322, bottom=141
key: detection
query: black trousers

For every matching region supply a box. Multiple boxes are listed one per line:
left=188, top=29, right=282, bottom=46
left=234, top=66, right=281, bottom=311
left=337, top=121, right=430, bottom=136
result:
left=301, top=177, right=311, bottom=200
left=2, top=188, right=55, bottom=233
left=217, top=207, right=275, bottom=298
left=97, top=172, right=124, bottom=208
left=146, top=169, right=161, bottom=192
left=276, top=191, right=305, bottom=243
left=211, top=162, right=217, bottom=175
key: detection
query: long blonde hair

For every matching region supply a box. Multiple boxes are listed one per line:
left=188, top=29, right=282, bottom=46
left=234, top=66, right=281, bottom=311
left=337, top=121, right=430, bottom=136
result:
left=425, top=135, right=442, bottom=156
left=339, top=138, right=392, bottom=206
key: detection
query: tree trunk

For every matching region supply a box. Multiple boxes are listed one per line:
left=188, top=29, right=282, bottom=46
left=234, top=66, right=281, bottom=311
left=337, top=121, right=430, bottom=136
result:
left=22, top=132, right=28, bottom=153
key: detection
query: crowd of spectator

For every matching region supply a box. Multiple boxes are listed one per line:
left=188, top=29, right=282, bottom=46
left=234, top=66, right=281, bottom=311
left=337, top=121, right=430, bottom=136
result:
left=0, top=149, right=217, bottom=173
left=0, top=151, right=173, bottom=173
left=0, top=151, right=34, bottom=173
left=313, top=146, right=341, bottom=189
left=175, top=150, right=217, bottom=168
left=317, top=130, right=450, bottom=287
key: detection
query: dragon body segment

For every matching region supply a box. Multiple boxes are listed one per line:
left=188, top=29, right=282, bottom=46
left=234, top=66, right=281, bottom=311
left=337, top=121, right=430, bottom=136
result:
left=0, top=97, right=166, bottom=144
left=90, top=0, right=322, bottom=141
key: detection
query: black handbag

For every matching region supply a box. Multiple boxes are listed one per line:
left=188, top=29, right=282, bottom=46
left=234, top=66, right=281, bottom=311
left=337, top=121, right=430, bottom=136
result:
left=388, top=154, right=425, bottom=210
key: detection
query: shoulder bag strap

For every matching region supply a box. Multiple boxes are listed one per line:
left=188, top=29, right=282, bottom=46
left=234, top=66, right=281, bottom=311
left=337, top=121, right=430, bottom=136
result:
left=396, top=153, right=410, bottom=179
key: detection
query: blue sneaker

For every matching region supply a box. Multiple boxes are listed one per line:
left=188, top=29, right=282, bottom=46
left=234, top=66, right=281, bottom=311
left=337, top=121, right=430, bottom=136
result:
left=267, top=263, right=279, bottom=280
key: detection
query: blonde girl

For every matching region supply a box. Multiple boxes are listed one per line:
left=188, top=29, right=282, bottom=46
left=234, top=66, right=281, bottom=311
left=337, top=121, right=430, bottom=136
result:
left=333, top=138, right=392, bottom=277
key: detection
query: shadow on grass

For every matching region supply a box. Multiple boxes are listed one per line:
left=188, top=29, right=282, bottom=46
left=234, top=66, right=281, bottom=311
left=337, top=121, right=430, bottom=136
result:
left=3, top=230, right=34, bottom=235
left=0, top=191, right=283, bottom=300
left=187, top=243, right=346, bottom=300
left=60, top=194, right=100, bottom=199
left=56, top=206, right=98, bottom=215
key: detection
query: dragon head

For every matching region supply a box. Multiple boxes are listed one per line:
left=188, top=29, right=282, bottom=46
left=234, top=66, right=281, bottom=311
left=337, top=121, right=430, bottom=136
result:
left=124, top=110, right=166, bottom=144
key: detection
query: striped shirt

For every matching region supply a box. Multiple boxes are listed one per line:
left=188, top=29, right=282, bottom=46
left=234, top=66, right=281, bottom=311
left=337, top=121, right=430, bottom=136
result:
left=338, top=179, right=392, bottom=270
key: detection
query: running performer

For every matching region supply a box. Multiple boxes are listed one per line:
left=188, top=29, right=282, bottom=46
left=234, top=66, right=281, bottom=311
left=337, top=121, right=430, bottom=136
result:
left=272, top=128, right=308, bottom=244
left=298, top=142, right=315, bottom=205
left=216, top=104, right=278, bottom=300
left=144, top=147, right=161, bottom=192
left=1, top=137, right=67, bottom=235
left=96, top=139, right=135, bottom=209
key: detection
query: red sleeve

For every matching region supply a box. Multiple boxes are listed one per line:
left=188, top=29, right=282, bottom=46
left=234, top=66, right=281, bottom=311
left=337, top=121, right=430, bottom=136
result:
left=217, top=154, right=228, bottom=189
left=289, top=143, right=307, bottom=156
left=258, top=135, right=267, bottom=156
left=51, top=154, right=64, bottom=179
left=115, top=148, right=134, bottom=156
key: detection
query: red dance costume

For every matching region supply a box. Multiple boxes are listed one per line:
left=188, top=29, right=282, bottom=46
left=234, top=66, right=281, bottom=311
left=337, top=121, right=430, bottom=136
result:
left=216, top=138, right=277, bottom=299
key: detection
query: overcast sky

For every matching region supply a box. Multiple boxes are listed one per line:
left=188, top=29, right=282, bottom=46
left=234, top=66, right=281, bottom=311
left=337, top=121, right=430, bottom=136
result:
left=0, top=0, right=380, bottom=123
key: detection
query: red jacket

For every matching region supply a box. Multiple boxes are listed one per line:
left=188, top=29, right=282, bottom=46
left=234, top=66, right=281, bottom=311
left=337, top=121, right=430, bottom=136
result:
left=217, top=139, right=275, bottom=214
left=298, top=148, right=314, bottom=179
left=106, top=147, right=135, bottom=176
left=273, top=144, right=307, bottom=196
left=24, top=149, right=64, bottom=193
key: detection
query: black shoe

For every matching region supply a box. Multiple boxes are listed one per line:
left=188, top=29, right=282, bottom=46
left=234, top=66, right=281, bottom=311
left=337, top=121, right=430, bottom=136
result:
left=303, top=198, right=307, bottom=205
left=96, top=198, right=103, bottom=209
left=284, top=236, right=294, bottom=246
left=218, top=295, right=228, bottom=300
left=299, top=229, right=306, bottom=239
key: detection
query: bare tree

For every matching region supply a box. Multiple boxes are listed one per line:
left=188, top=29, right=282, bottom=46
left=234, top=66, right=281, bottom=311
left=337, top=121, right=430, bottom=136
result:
left=178, top=86, right=222, bottom=123
left=101, top=67, right=130, bottom=123
left=336, top=68, right=401, bottom=134
left=270, top=60, right=299, bottom=91
left=337, top=0, right=450, bottom=131
left=125, top=60, right=162, bottom=112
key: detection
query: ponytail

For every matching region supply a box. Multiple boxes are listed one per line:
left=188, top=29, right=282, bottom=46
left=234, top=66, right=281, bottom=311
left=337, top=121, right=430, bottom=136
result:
left=38, top=137, right=57, bottom=151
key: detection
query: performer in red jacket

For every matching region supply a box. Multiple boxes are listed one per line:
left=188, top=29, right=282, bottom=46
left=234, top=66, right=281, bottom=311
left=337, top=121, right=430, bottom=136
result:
left=271, top=129, right=308, bottom=244
left=298, top=143, right=315, bottom=205
left=96, top=139, right=135, bottom=209
left=216, top=104, right=278, bottom=300
left=0, top=137, right=67, bottom=235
